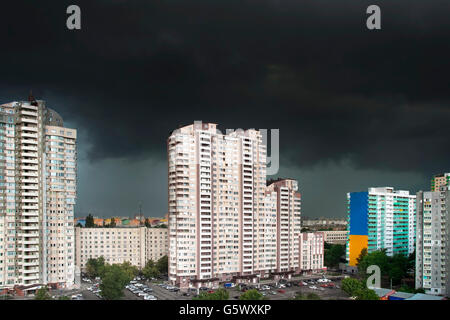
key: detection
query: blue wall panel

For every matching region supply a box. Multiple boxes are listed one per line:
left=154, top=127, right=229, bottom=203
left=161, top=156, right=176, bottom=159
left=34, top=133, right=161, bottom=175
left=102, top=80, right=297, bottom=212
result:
left=349, top=192, right=368, bottom=236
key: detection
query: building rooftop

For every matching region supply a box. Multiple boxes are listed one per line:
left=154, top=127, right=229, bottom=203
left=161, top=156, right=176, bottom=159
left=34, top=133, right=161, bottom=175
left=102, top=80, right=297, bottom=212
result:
left=406, top=293, right=445, bottom=300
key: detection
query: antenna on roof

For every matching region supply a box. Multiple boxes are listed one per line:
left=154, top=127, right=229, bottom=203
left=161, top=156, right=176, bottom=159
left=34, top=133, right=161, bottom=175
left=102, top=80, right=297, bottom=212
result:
left=28, top=90, right=38, bottom=106
left=139, top=201, right=143, bottom=226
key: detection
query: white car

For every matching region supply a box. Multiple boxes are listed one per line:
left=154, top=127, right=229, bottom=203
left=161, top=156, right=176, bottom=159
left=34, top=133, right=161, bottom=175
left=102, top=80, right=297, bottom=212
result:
left=135, top=283, right=143, bottom=287
left=137, top=292, right=147, bottom=297
left=309, top=286, right=318, bottom=290
left=279, top=284, right=286, bottom=288
left=261, top=285, right=270, bottom=290
left=144, top=295, right=157, bottom=300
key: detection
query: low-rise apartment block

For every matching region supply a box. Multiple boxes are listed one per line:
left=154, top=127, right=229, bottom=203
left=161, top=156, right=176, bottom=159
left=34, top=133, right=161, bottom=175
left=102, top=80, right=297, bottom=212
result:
left=75, top=226, right=168, bottom=271
left=302, top=218, right=347, bottom=230
left=322, top=230, right=349, bottom=245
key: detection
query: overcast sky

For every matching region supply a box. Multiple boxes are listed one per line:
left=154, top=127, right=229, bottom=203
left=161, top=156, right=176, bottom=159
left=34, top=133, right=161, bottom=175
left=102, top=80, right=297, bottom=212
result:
left=1, top=1, right=449, bottom=218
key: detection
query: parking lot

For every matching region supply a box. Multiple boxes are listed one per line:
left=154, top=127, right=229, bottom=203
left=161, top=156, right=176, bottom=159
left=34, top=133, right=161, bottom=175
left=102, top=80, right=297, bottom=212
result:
left=79, top=274, right=351, bottom=300
left=222, top=276, right=350, bottom=300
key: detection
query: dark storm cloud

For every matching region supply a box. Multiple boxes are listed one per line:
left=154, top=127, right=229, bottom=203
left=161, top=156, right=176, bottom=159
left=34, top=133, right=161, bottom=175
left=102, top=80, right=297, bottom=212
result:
left=1, top=0, right=449, bottom=216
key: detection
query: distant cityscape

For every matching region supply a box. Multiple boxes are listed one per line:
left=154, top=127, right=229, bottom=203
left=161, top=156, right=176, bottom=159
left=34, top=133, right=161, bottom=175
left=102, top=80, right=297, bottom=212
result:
left=0, top=99, right=448, bottom=301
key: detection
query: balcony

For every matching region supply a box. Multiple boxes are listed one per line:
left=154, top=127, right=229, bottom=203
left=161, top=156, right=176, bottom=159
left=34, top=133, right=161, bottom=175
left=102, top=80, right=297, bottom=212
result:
left=20, top=225, right=39, bottom=231
left=23, top=275, right=40, bottom=281
left=19, top=132, right=38, bottom=139
left=20, top=110, right=38, bottom=116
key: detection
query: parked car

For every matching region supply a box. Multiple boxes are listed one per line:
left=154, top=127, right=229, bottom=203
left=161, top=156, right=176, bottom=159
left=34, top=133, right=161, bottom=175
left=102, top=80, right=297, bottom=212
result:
left=278, top=289, right=286, bottom=293
left=137, top=292, right=147, bottom=297
left=261, top=285, right=271, bottom=291
left=144, top=295, right=157, bottom=300
left=309, top=286, right=318, bottom=290
left=270, top=291, right=277, bottom=295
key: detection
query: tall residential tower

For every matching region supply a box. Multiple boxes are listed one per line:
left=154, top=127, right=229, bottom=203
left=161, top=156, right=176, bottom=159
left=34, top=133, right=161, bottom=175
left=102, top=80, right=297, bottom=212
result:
left=167, top=122, right=301, bottom=289
left=416, top=186, right=450, bottom=296
left=0, top=96, right=76, bottom=289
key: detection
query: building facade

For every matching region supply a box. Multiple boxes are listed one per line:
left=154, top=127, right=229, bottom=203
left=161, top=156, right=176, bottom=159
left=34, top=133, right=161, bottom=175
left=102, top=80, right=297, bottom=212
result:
left=75, top=226, right=168, bottom=270
left=265, top=179, right=301, bottom=277
left=322, top=230, right=349, bottom=245
left=167, top=122, right=301, bottom=289
left=415, top=187, right=450, bottom=296
left=0, top=97, right=76, bottom=289
left=302, top=218, right=347, bottom=230
left=346, top=187, right=416, bottom=266
left=431, top=173, right=450, bottom=192
left=299, top=232, right=325, bottom=273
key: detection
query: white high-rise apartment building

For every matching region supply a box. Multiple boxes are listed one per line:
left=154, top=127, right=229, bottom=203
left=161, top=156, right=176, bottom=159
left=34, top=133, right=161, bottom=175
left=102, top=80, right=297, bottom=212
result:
left=167, top=122, right=301, bottom=289
left=265, top=179, right=301, bottom=275
left=0, top=96, right=76, bottom=289
left=416, top=186, right=450, bottom=296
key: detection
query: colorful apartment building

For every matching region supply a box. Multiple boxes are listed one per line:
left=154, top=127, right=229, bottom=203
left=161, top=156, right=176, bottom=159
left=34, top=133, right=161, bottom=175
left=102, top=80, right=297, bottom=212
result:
left=431, top=173, right=450, bottom=191
left=346, top=187, right=416, bottom=266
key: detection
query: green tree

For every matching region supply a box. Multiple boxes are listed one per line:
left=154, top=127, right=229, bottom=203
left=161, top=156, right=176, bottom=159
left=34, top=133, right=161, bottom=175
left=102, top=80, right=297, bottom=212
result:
left=294, top=293, right=321, bottom=300
left=100, top=264, right=133, bottom=300
left=239, top=289, right=263, bottom=300
left=109, top=218, right=117, bottom=228
left=76, top=222, right=83, bottom=228
left=388, top=254, right=409, bottom=284
left=35, top=286, right=52, bottom=300
left=120, top=261, right=138, bottom=280
left=193, top=288, right=229, bottom=300
left=357, top=249, right=389, bottom=280
left=86, top=256, right=106, bottom=278
left=306, top=293, right=321, bottom=300
left=156, top=255, right=168, bottom=274
left=341, top=277, right=364, bottom=296
left=324, top=244, right=346, bottom=268
left=142, top=259, right=160, bottom=279
left=355, top=288, right=379, bottom=300
left=356, top=248, right=368, bottom=267
left=85, top=214, right=95, bottom=228
left=144, top=218, right=151, bottom=228
left=398, top=285, right=425, bottom=294
left=58, top=296, right=70, bottom=300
